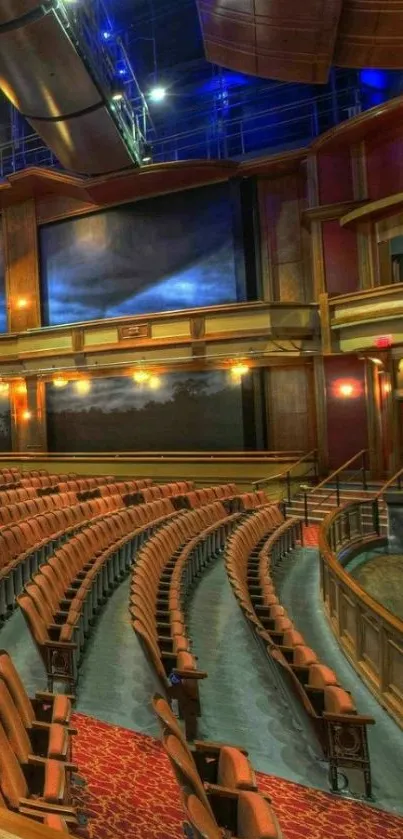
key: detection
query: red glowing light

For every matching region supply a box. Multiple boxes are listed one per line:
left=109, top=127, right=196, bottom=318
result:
left=374, top=335, right=392, bottom=349
left=333, top=379, right=361, bottom=399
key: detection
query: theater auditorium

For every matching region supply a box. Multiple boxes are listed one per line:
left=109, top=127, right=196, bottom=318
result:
left=0, top=2, right=402, bottom=839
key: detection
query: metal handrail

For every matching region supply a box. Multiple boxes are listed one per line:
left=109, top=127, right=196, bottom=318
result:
left=311, top=449, right=368, bottom=495
left=299, top=449, right=367, bottom=525
left=374, top=464, right=403, bottom=499
left=252, top=449, right=317, bottom=501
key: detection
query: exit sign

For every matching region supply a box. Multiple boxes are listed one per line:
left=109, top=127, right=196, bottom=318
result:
left=374, top=335, right=393, bottom=349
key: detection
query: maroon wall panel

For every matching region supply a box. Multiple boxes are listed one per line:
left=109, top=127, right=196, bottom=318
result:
left=366, top=131, right=403, bottom=201
left=317, top=148, right=354, bottom=205
left=324, top=356, right=368, bottom=469
left=322, top=220, right=359, bottom=294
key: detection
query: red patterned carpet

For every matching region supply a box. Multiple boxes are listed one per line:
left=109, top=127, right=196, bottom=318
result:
left=302, top=524, right=320, bottom=547
left=71, top=713, right=403, bottom=839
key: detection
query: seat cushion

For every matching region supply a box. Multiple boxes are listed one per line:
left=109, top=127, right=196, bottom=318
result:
left=47, top=723, right=69, bottom=759
left=324, top=686, right=356, bottom=715
left=309, top=664, right=338, bottom=689
left=218, top=747, right=257, bottom=791
left=237, top=791, right=281, bottom=839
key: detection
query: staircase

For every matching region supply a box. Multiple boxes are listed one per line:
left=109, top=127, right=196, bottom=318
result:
left=286, top=481, right=388, bottom=532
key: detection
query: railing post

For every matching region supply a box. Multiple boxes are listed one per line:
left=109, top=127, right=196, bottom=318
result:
left=372, top=499, right=380, bottom=536
left=362, top=451, right=367, bottom=491
left=336, top=474, right=340, bottom=506
left=304, top=491, right=309, bottom=526
left=286, top=470, right=291, bottom=505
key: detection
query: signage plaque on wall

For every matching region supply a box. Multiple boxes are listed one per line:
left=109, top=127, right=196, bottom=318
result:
left=118, top=323, right=151, bottom=341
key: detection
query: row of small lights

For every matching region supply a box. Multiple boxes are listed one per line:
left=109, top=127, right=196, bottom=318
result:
left=0, top=361, right=250, bottom=421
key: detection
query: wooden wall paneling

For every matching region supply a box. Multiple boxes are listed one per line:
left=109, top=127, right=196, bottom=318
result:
left=265, top=365, right=316, bottom=453
left=257, top=179, right=274, bottom=301
left=321, top=219, right=359, bottom=294
left=356, top=221, right=375, bottom=290
left=311, top=220, right=326, bottom=299
left=3, top=199, right=41, bottom=332
left=351, top=141, right=368, bottom=201
left=364, top=360, right=382, bottom=477
left=313, top=356, right=329, bottom=474
left=378, top=240, right=393, bottom=287
left=319, top=293, right=332, bottom=354
left=306, top=154, right=319, bottom=208
left=261, top=174, right=307, bottom=302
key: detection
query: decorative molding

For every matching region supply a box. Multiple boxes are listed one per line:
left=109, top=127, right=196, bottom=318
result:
left=189, top=317, right=205, bottom=340
left=118, top=322, right=151, bottom=341
left=311, top=220, right=326, bottom=298
left=72, top=328, right=85, bottom=353
left=302, top=200, right=365, bottom=224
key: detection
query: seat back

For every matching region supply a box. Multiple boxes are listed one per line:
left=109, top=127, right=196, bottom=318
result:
left=152, top=693, right=188, bottom=749
left=163, top=733, right=213, bottom=816
left=0, top=720, right=28, bottom=808
left=0, top=681, right=32, bottom=763
left=182, top=791, right=221, bottom=839
left=0, top=651, right=34, bottom=728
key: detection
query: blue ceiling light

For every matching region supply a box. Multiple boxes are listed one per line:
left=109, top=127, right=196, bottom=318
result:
left=102, top=30, right=112, bottom=41
left=149, top=86, right=167, bottom=103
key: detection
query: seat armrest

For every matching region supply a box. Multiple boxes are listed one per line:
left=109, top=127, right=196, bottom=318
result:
left=194, top=740, right=248, bottom=756
left=18, top=798, right=78, bottom=818
left=172, top=668, right=208, bottom=680
left=323, top=712, right=375, bottom=725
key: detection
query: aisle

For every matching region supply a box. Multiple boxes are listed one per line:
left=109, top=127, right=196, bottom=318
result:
left=276, top=545, right=403, bottom=815
left=187, top=558, right=330, bottom=791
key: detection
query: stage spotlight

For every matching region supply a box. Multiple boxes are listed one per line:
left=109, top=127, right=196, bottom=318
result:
left=75, top=379, right=91, bottom=395
left=102, top=31, right=111, bottom=41
left=149, top=86, right=166, bottom=103
left=111, top=81, right=125, bottom=102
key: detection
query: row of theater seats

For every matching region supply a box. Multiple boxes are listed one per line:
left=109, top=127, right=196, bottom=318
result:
left=18, top=497, right=181, bottom=693
left=0, top=650, right=78, bottom=832
left=225, top=509, right=375, bottom=798
left=130, top=500, right=262, bottom=739
left=152, top=693, right=283, bottom=839
left=0, top=492, right=128, bottom=618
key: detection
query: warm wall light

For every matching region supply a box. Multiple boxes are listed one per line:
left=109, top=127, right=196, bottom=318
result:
left=16, top=382, right=27, bottom=395
left=16, top=297, right=29, bottom=310
left=133, top=369, right=150, bottom=384
left=338, top=383, right=354, bottom=398
left=75, top=379, right=91, bottom=395
left=22, top=410, right=32, bottom=421
left=53, top=376, right=68, bottom=388
left=368, top=357, right=383, bottom=367
left=383, top=381, right=392, bottom=395
left=231, top=362, right=250, bottom=379
left=148, top=375, right=161, bottom=390
left=0, top=382, right=9, bottom=397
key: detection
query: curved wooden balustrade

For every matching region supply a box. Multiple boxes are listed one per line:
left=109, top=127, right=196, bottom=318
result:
left=319, top=500, right=403, bottom=729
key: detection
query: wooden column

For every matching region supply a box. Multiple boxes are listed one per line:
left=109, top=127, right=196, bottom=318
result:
left=313, top=356, right=329, bottom=475
left=364, top=360, right=382, bottom=477
left=3, top=199, right=41, bottom=332
left=11, top=377, right=47, bottom=453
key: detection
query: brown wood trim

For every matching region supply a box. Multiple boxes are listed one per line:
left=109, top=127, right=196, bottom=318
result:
left=329, top=282, right=401, bottom=306
left=331, top=304, right=403, bottom=328
left=311, top=93, right=403, bottom=153
left=313, top=356, right=328, bottom=474
left=319, top=293, right=332, bottom=354
left=302, top=200, right=365, bottom=224
left=311, top=220, right=325, bottom=297
left=306, top=154, right=319, bottom=208
left=341, top=190, right=403, bottom=228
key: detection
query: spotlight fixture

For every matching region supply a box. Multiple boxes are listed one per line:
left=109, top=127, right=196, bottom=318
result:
left=102, top=30, right=111, bottom=40
left=53, top=375, right=68, bottom=389
left=75, top=379, right=91, bottom=395
left=149, top=86, right=166, bottom=103
left=142, top=143, right=152, bottom=163
left=133, top=369, right=150, bottom=384
left=111, top=81, right=125, bottom=102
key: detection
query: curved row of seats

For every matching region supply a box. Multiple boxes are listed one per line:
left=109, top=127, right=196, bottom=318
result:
left=0, top=492, right=129, bottom=619
left=152, top=693, right=283, bottom=839
left=18, top=497, right=180, bottom=693
left=225, top=510, right=375, bottom=798
left=130, top=501, right=246, bottom=738
left=0, top=651, right=80, bottom=832
left=173, top=485, right=267, bottom=512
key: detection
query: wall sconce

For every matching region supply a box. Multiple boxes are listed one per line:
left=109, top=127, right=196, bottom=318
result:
left=383, top=380, right=392, bottom=395
left=16, top=297, right=29, bottom=310
left=16, top=382, right=27, bottom=395
left=22, top=410, right=32, bottom=421
left=230, top=361, right=250, bottom=381
left=368, top=357, right=383, bottom=367
left=74, top=379, right=91, bottom=395
left=148, top=375, right=161, bottom=390
left=133, top=369, right=150, bottom=384
left=53, top=376, right=68, bottom=388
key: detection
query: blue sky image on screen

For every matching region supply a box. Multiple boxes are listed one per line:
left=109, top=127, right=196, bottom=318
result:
left=46, top=370, right=244, bottom=451
left=0, top=228, right=7, bottom=333
left=41, top=183, right=243, bottom=326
